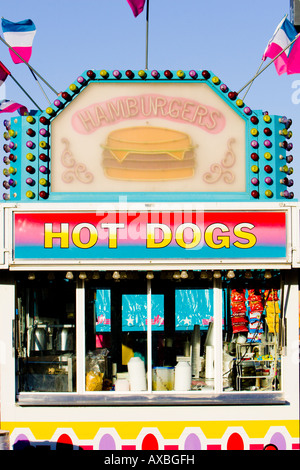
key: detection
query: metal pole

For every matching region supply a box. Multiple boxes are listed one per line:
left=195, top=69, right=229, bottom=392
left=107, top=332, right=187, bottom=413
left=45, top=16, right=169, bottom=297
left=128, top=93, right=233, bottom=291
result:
left=0, top=35, right=59, bottom=95
left=237, top=33, right=300, bottom=95
left=9, top=74, right=42, bottom=111
left=241, top=60, right=264, bottom=101
left=145, top=0, right=149, bottom=70
left=28, top=68, right=51, bottom=104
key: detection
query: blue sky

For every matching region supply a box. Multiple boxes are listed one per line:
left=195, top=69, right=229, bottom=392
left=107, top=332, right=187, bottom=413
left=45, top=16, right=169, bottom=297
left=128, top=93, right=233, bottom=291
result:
left=0, top=0, right=299, bottom=197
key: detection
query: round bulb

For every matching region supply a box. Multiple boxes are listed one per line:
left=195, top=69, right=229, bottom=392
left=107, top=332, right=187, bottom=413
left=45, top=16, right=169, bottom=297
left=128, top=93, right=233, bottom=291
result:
left=146, top=271, right=154, bottom=280
left=213, top=270, right=221, bottom=278
left=227, top=270, right=235, bottom=279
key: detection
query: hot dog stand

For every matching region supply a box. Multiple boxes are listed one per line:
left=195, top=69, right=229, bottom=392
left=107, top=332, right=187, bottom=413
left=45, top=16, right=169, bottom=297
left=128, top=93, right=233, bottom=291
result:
left=0, top=68, right=299, bottom=450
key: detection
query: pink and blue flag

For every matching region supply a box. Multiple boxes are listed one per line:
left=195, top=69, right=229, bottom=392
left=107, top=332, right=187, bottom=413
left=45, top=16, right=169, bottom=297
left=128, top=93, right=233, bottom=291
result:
left=126, top=0, right=146, bottom=17
left=0, top=99, right=27, bottom=115
left=1, top=18, right=36, bottom=64
left=0, top=62, right=10, bottom=87
left=263, top=16, right=300, bottom=75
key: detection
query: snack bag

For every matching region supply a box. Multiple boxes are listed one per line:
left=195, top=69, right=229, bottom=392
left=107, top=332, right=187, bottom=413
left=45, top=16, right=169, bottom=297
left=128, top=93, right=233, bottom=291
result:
left=85, top=349, right=108, bottom=391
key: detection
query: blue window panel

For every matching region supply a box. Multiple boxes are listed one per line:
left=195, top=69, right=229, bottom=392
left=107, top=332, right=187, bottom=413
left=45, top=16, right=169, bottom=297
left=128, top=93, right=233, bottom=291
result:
left=122, top=294, right=164, bottom=332
left=175, top=289, right=213, bottom=330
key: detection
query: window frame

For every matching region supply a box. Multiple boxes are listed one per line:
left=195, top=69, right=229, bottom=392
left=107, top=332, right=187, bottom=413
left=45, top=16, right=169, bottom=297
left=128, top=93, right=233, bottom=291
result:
left=16, top=276, right=287, bottom=406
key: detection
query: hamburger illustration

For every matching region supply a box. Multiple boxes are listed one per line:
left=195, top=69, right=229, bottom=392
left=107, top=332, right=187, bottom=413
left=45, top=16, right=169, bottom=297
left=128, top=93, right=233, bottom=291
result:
left=101, top=126, right=196, bottom=181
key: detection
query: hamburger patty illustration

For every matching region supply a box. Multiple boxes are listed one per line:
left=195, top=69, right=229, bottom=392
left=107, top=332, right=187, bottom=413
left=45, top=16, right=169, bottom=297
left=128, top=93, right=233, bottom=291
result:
left=101, top=126, right=196, bottom=181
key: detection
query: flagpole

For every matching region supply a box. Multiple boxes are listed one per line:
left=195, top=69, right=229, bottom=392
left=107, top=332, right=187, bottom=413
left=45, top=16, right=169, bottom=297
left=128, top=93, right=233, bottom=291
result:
left=28, top=68, right=51, bottom=104
left=0, top=35, right=59, bottom=95
left=241, top=14, right=288, bottom=100
left=241, top=60, right=264, bottom=101
left=9, top=73, right=42, bottom=111
left=145, top=0, right=149, bottom=70
left=237, top=33, right=300, bottom=95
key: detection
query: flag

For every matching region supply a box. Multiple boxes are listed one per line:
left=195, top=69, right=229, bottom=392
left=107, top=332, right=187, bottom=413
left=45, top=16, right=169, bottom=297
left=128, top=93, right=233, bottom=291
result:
left=126, top=0, right=146, bottom=17
left=0, top=99, right=27, bottom=115
left=1, top=18, right=36, bottom=64
left=0, top=62, right=10, bottom=87
left=262, top=16, right=300, bottom=75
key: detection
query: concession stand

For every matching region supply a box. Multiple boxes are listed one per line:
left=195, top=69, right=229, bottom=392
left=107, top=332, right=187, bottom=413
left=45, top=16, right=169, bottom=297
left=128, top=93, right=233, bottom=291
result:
left=0, top=68, right=299, bottom=450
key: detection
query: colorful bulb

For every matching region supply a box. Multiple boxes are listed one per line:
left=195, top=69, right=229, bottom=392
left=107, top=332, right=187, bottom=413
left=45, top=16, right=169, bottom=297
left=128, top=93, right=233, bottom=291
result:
left=125, top=70, right=134, bottom=79
left=201, top=70, right=210, bottom=79
left=164, top=70, right=173, bottom=79
left=250, top=116, right=259, bottom=124
left=189, top=70, right=197, bottom=78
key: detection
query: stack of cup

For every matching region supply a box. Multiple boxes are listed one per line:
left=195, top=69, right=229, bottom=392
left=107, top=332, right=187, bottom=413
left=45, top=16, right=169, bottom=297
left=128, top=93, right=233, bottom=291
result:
left=174, top=362, right=191, bottom=391
left=127, top=357, right=147, bottom=391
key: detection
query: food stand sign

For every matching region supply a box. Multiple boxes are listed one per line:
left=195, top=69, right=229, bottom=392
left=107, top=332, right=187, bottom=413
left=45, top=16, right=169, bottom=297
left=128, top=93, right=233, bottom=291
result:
left=12, top=208, right=288, bottom=263
left=1, top=69, right=294, bottom=204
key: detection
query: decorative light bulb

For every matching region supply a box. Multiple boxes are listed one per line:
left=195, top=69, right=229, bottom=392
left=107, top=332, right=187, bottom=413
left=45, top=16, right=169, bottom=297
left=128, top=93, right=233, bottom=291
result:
left=189, top=70, right=197, bottom=78
left=213, top=270, right=221, bottom=278
left=250, top=116, right=259, bottom=124
left=177, top=70, right=185, bottom=78
left=251, top=190, right=259, bottom=199
left=201, top=70, right=210, bottom=79
left=151, top=70, right=159, bottom=78
left=227, top=270, right=235, bottom=279
left=125, top=70, right=134, bottom=79
left=86, top=70, right=95, bottom=79
left=164, top=70, right=173, bottom=79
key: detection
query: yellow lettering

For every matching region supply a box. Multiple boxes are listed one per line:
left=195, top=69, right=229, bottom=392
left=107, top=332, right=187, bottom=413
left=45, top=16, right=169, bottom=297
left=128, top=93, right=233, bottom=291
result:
left=205, top=223, right=230, bottom=249
left=44, top=223, right=69, bottom=248
left=175, top=223, right=201, bottom=249
left=101, top=223, right=125, bottom=248
left=72, top=223, right=98, bottom=249
left=146, top=223, right=172, bottom=248
left=233, top=223, right=257, bottom=249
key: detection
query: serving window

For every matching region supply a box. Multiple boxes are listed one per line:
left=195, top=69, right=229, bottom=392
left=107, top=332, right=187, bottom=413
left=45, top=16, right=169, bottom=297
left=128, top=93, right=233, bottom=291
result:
left=15, top=269, right=284, bottom=403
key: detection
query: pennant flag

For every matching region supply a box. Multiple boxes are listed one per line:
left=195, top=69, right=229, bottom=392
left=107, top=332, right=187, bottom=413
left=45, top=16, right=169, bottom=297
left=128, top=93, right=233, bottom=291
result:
left=262, top=16, right=300, bottom=75
left=0, top=99, right=27, bottom=115
left=1, top=18, right=36, bottom=64
left=126, top=0, right=146, bottom=17
left=0, top=61, right=10, bottom=87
